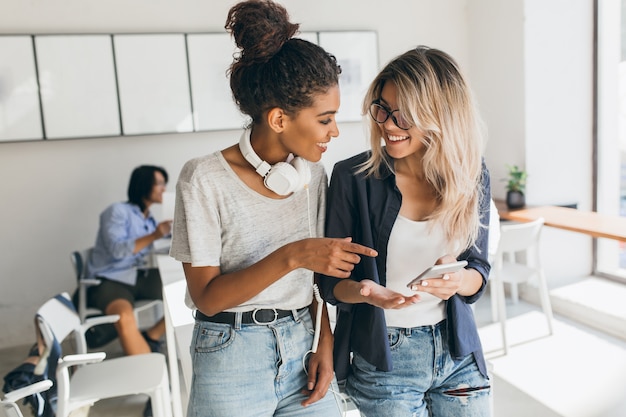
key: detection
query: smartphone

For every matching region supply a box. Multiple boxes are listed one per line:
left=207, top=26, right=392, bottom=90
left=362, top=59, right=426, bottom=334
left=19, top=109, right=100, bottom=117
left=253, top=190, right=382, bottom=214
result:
left=406, top=260, right=468, bottom=289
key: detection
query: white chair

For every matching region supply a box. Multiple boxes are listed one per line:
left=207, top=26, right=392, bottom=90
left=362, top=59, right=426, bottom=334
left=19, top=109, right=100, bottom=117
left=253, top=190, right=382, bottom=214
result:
left=1, top=380, right=53, bottom=417
left=34, top=293, right=173, bottom=417
left=487, top=199, right=501, bottom=322
left=70, top=248, right=162, bottom=324
left=490, top=217, right=554, bottom=354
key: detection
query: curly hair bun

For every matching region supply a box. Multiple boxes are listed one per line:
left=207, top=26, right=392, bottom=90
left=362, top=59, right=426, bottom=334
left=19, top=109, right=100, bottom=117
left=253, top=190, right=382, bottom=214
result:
left=225, top=0, right=299, bottom=65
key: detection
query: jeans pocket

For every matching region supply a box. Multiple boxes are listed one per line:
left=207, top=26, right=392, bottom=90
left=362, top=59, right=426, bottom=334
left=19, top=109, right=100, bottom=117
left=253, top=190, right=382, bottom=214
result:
left=351, top=351, right=378, bottom=372
left=194, top=322, right=235, bottom=353
left=301, top=312, right=315, bottom=336
left=387, top=328, right=404, bottom=350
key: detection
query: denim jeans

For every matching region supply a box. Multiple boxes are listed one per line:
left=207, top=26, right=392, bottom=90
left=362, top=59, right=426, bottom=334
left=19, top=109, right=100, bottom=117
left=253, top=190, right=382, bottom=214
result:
left=346, top=320, right=491, bottom=417
left=187, top=308, right=342, bottom=417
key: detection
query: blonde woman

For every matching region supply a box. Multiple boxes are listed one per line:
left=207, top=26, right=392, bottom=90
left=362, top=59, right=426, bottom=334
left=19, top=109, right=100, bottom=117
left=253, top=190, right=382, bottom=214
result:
left=319, top=46, right=493, bottom=417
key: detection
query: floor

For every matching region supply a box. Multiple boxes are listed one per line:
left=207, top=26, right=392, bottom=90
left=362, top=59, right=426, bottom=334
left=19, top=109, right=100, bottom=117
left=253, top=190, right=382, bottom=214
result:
left=2, top=289, right=626, bottom=417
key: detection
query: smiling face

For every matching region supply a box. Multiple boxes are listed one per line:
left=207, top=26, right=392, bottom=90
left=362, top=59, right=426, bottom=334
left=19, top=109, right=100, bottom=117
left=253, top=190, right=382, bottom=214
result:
left=280, top=84, right=341, bottom=163
left=146, top=171, right=167, bottom=206
left=375, top=81, right=427, bottom=161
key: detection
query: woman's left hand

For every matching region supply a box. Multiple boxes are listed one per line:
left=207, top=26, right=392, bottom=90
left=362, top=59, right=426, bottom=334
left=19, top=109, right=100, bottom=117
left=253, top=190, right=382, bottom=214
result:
left=300, top=332, right=335, bottom=407
left=410, top=255, right=466, bottom=300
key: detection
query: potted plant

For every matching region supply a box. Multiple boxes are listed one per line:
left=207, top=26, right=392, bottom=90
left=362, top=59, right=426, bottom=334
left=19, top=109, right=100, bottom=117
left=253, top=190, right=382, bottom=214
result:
left=504, top=164, right=527, bottom=209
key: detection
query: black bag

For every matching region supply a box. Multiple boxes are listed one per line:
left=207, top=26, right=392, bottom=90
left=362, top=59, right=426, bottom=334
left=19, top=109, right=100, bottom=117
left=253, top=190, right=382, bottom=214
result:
left=2, top=344, right=57, bottom=417
left=3, top=363, right=44, bottom=414
left=84, top=320, right=118, bottom=348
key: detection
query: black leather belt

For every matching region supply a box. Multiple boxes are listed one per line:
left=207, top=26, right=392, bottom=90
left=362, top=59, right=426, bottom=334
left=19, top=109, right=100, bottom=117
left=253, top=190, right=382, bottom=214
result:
left=195, top=307, right=307, bottom=325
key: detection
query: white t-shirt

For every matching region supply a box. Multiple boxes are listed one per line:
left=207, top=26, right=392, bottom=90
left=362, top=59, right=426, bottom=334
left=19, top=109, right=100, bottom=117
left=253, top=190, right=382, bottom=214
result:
left=170, top=150, right=327, bottom=312
left=384, top=216, right=453, bottom=328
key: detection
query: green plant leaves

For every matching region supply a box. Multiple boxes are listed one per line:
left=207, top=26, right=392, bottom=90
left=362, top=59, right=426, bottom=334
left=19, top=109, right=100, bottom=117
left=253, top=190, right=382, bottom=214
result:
left=504, top=164, right=527, bottom=193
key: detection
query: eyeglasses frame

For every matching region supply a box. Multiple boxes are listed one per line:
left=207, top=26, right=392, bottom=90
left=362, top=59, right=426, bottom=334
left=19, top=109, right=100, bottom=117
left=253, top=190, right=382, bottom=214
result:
left=369, top=100, right=412, bottom=130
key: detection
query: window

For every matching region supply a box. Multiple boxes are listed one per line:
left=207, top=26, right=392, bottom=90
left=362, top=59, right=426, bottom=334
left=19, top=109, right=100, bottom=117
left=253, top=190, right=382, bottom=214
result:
left=595, top=0, right=626, bottom=281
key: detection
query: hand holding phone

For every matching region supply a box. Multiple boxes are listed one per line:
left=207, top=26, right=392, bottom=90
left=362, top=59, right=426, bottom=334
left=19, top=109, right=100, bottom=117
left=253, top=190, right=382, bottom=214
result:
left=406, top=260, right=468, bottom=289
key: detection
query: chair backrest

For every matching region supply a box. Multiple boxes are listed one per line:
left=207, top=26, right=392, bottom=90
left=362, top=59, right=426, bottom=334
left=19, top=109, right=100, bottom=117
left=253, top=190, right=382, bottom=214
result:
left=70, top=248, right=98, bottom=323
left=33, top=294, right=83, bottom=405
left=487, top=199, right=501, bottom=261
left=69, top=248, right=92, bottom=282
left=497, top=217, right=545, bottom=255
left=35, top=293, right=82, bottom=363
left=27, top=295, right=81, bottom=417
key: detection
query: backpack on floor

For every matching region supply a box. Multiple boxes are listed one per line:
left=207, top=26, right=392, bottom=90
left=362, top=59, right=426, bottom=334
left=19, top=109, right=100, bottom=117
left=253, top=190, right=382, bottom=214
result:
left=2, top=343, right=58, bottom=417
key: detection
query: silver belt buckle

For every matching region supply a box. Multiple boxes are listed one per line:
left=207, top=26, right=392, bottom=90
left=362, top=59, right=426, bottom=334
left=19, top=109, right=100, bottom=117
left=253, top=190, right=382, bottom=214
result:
left=252, top=308, right=278, bottom=325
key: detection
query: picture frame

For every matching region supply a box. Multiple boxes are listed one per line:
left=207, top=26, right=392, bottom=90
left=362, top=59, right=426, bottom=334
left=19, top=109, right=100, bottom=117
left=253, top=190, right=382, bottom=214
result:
left=114, top=33, right=193, bottom=135
left=318, top=31, right=379, bottom=122
left=35, top=34, right=120, bottom=139
left=0, top=35, right=43, bottom=141
left=186, top=33, right=247, bottom=132
left=0, top=30, right=378, bottom=142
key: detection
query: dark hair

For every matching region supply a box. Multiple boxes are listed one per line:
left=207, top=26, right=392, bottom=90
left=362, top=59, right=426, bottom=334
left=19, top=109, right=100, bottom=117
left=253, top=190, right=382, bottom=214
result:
left=225, top=0, right=341, bottom=123
left=127, top=165, right=168, bottom=213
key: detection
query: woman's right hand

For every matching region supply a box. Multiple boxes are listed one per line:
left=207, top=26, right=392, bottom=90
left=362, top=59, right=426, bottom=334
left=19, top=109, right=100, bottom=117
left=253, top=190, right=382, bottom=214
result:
left=155, top=220, right=173, bottom=238
left=185, top=237, right=377, bottom=316
left=295, top=237, right=377, bottom=278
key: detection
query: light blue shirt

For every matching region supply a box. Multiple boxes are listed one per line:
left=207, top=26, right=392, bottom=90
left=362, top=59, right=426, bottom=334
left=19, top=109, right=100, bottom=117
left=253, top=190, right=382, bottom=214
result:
left=87, top=202, right=157, bottom=286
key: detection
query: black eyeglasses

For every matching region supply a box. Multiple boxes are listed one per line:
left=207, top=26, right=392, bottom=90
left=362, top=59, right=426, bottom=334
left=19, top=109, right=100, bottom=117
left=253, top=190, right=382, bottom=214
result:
left=369, top=100, right=412, bottom=130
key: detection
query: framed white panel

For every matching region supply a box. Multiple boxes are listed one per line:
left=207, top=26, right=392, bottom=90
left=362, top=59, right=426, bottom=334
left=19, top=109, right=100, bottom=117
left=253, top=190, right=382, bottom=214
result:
left=35, top=35, right=120, bottom=139
left=0, top=36, right=42, bottom=141
left=114, top=34, right=193, bottom=135
left=187, top=33, right=246, bottom=131
left=318, top=31, right=378, bottom=122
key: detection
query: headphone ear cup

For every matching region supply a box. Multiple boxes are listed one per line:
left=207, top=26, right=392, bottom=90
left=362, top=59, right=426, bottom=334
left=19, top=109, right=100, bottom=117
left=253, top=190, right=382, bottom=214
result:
left=263, top=158, right=310, bottom=196
left=264, top=162, right=300, bottom=196
left=291, top=157, right=311, bottom=190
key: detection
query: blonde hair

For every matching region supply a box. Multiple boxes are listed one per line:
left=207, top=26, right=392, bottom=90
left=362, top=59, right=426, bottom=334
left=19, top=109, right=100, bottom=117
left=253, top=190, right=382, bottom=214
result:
left=359, top=46, right=485, bottom=253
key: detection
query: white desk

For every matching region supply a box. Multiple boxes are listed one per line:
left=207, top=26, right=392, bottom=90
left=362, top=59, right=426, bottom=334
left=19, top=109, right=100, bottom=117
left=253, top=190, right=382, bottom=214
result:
left=157, top=254, right=194, bottom=417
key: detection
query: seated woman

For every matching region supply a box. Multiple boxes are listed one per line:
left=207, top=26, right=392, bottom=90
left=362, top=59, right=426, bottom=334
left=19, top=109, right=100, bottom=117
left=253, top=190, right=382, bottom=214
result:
left=86, top=165, right=172, bottom=355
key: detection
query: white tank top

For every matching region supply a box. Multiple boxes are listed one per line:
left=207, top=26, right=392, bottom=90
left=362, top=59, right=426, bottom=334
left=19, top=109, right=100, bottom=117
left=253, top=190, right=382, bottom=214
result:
left=384, top=215, right=447, bottom=328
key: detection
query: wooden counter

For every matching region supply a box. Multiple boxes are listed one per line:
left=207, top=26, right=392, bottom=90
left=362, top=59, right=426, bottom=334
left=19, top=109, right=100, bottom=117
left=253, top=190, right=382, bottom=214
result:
left=494, top=199, right=626, bottom=242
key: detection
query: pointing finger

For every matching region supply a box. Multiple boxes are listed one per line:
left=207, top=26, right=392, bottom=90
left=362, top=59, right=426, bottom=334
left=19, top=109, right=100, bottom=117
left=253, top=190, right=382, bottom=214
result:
left=346, top=243, right=378, bottom=257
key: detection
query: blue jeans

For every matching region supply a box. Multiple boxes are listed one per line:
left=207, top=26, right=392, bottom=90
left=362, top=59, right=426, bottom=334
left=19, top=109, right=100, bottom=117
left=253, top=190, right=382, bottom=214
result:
left=346, top=320, right=491, bottom=417
left=187, top=308, right=342, bottom=417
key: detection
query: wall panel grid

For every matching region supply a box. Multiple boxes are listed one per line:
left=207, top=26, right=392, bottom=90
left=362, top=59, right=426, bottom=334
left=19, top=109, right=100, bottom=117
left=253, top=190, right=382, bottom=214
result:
left=0, top=31, right=377, bottom=143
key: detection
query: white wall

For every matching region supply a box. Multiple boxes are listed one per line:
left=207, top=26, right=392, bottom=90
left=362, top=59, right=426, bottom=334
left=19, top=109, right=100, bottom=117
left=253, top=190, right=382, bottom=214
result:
left=524, top=0, right=593, bottom=209
left=524, top=0, right=594, bottom=286
left=467, top=0, right=526, bottom=191
left=468, top=0, right=594, bottom=287
left=0, top=0, right=595, bottom=348
left=596, top=0, right=623, bottom=271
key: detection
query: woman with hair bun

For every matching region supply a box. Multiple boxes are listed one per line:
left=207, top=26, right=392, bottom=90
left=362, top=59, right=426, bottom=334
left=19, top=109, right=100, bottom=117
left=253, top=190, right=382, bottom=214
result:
left=170, top=1, right=375, bottom=415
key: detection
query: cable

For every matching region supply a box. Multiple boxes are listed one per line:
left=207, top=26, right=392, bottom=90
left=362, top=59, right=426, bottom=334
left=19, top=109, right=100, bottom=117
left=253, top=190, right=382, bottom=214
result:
left=304, top=184, right=313, bottom=238
left=304, top=182, right=319, bottom=352
left=299, top=284, right=349, bottom=414
left=299, top=175, right=347, bottom=413
left=311, top=283, right=323, bottom=353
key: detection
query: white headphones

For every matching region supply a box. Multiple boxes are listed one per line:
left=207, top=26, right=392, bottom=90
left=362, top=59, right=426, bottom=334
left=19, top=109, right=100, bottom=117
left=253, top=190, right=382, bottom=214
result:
left=239, top=129, right=311, bottom=196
